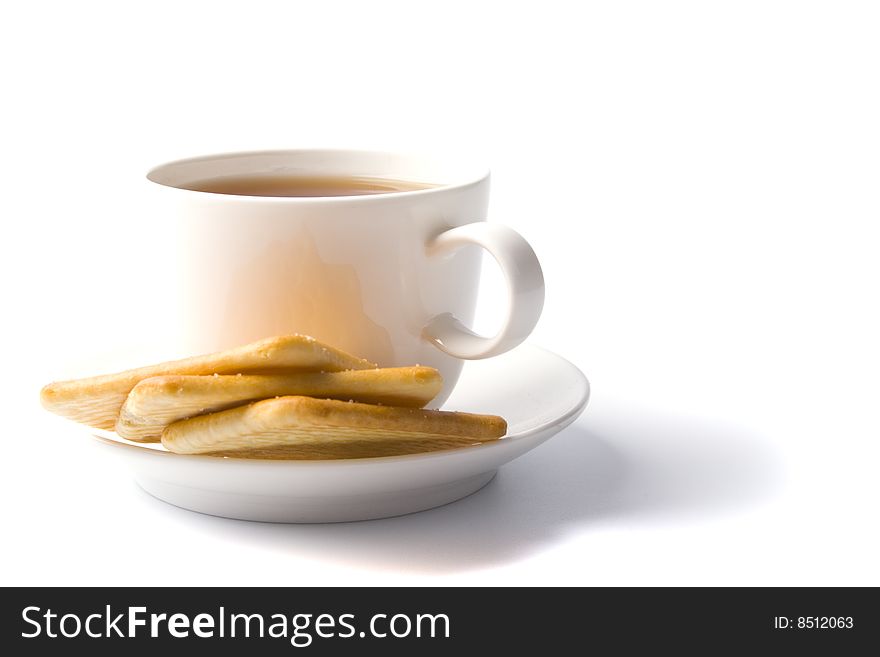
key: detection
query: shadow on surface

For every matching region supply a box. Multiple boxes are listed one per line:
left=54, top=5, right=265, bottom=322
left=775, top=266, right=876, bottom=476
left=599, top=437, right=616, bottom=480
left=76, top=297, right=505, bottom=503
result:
left=143, top=406, right=783, bottom=573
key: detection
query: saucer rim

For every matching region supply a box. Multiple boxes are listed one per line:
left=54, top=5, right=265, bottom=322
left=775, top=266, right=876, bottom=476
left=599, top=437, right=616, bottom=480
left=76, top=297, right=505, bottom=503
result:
left=88, top=343, right=589, bottom=468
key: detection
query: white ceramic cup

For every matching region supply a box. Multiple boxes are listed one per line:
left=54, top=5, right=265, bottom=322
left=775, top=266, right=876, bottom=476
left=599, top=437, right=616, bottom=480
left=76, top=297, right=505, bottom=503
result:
left=147, top=149, right=544, bottom=406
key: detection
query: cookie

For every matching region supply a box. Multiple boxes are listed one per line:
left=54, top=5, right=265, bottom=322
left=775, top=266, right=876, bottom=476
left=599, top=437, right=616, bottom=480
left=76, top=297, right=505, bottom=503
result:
left=161, top=396, right=507, bottom=459
left=116, top=366, right=442, bottom=442
left=40, top=335, right=376, bottom=430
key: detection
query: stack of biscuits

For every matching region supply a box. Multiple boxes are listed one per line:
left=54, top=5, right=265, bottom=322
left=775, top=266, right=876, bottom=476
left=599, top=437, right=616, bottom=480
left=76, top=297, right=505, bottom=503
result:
left=40, top=335, right=506, bottom=460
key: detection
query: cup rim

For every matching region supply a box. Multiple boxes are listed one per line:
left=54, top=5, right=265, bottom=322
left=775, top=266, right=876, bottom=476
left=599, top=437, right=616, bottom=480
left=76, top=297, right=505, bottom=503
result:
left=146, top=148, right=490, bottom=202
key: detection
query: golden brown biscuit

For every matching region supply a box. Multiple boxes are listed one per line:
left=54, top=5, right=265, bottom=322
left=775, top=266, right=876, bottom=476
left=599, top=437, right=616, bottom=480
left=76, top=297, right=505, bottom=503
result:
left=161, top=396, right=507, bottom=459
left=116, top=367, right=443, bottom=442
left=40, top=335, right=376, bottom=430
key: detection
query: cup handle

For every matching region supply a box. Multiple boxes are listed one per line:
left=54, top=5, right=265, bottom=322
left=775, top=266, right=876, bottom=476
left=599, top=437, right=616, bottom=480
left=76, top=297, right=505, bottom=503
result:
left=423, top=223, right=545, bottom=359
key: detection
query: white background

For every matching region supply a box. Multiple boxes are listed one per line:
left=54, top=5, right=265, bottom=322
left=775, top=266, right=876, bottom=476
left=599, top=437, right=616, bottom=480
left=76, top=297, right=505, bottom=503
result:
left=2, top=0, right=878, bottom=585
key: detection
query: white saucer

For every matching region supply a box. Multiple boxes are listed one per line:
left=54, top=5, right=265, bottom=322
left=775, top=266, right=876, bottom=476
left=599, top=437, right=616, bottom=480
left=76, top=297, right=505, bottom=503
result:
left=90, top=343, right=589, bottom=523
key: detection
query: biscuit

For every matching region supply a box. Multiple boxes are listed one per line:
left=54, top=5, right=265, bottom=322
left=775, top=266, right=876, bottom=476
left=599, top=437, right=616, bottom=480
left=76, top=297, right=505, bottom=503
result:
left=40, top=335, right=376, bottom=430
left=116, top=367, right=443, bottom=442
left=161, top=396, right=507, bottom=459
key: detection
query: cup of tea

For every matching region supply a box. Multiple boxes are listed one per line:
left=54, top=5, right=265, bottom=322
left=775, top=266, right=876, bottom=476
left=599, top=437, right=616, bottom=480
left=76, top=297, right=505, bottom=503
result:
left=147, top=149, right=544, bottom=405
